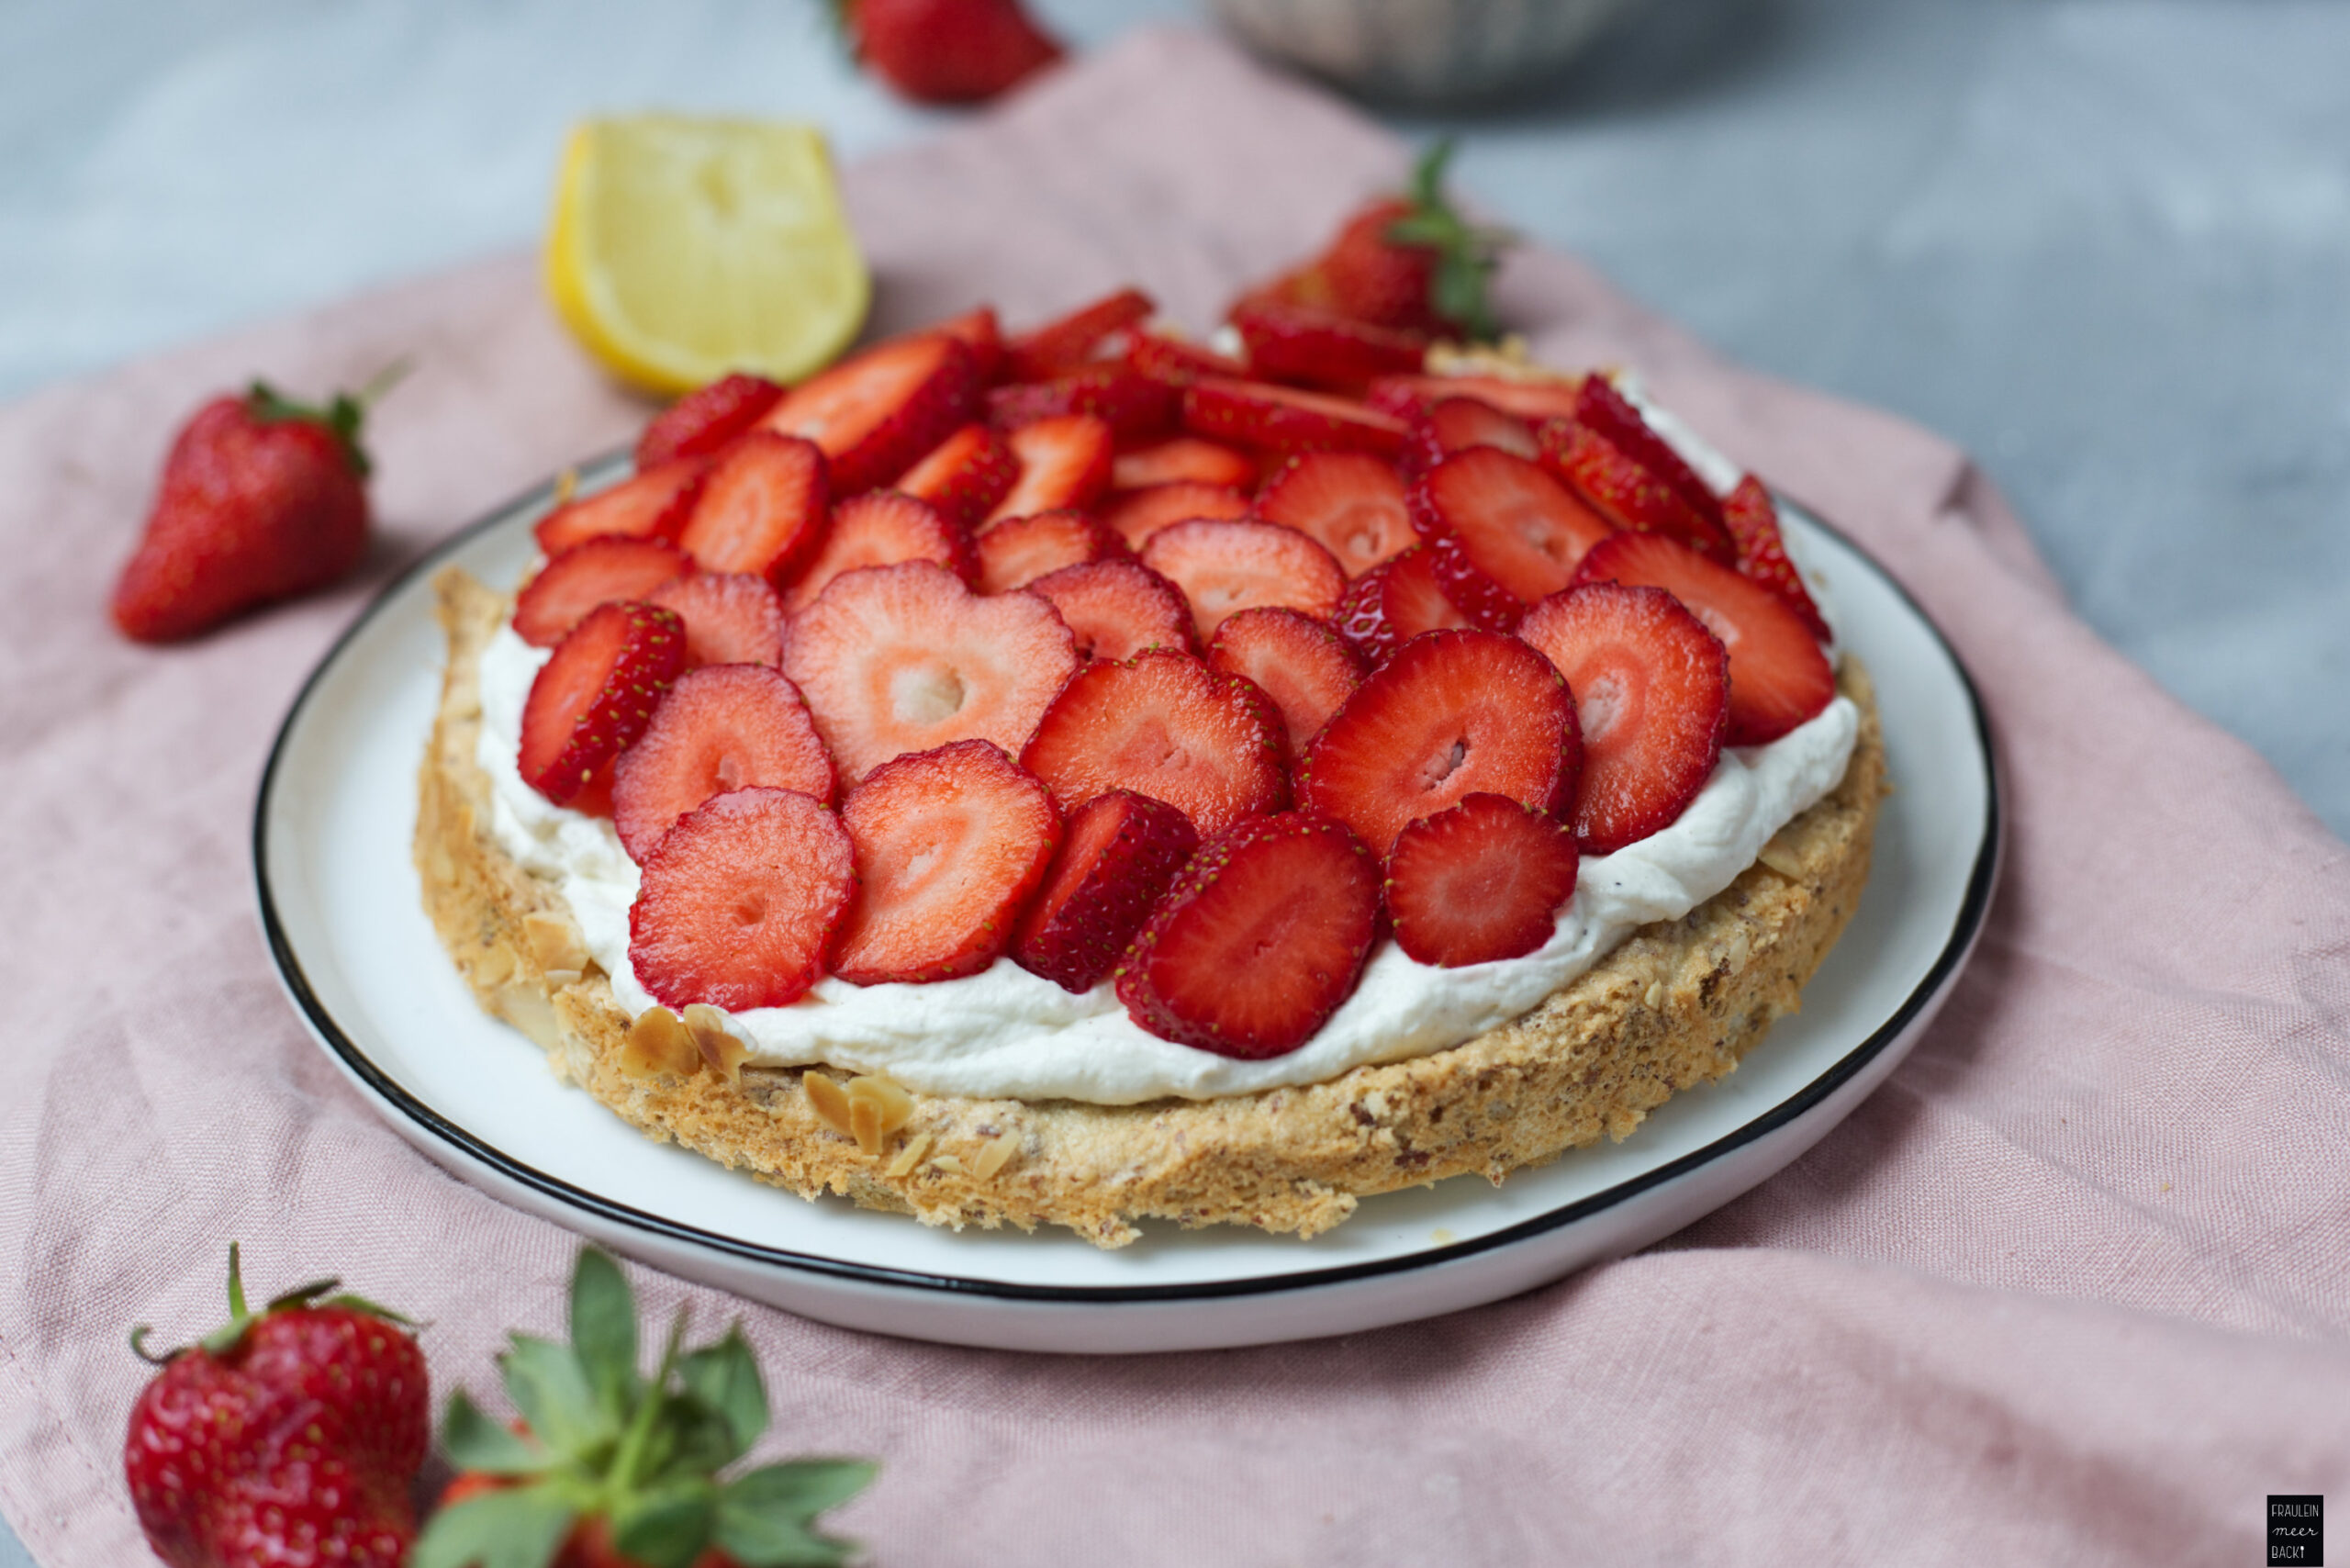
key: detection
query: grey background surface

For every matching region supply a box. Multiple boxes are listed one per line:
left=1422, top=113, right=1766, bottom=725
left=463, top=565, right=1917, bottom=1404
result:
left=6, top=0, right=2344, bottom=1557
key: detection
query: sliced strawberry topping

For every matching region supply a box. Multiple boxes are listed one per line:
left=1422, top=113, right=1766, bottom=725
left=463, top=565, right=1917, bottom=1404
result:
left=1571, top=531, right=1834, bottom=745
left=1025, top=558, right=1196, bottom=662
left=534, top=459, right=707, bottom=556
left=1299, top=628, right=1578, bottom=857
left=1402, top=395, right=1537, bottom=476
left=974, top=508, right=1119, bottom=594
left=519, top=601, right=687, bottom=809
left=833, top=740, right=1062, bottom=986
left=512, top=537, right=692, bottom=648
left=1003, top=288, right=1155, bottom=382
left=1722, top=475, right=1832, bottom=643
left=1384, top=792, right=1580, bottom=968
left=896, top=422, right=1019, bottom=530
left=1206, top=606, right=1365, bottom=756
left=783, top=560, right=1077, bottom=784
left=762, top=332, right=979, bottom=494
left=675, top=431, right=829, bottom=587
left=929, top=306, right=1005, bottom=383
left=1539, top=419, right=1736, bottom=565
left=1516, top=580, right=1729, bottom=854
left=1139, top=518, right=1346, bottom=639
left=644, top=571, right=786, bottom=669
left=1418, top=531, right=1528, bottom=634
left=1409, top=445, right=1613, bottom=603
left=986, top=366, right=1177, bottom=442
left=1021, top=649, right=1287, bottom=837
left=1111, top=435, right=1258, bottom=491
left=1100, top=480, right=1252, bottom=551
left=1365, top=373, right=1586, bottom=425
left=1330, top=544, right=1479, bottom=664
left=1114, top=812, right=1380, bottom=1058
left=1251, top=450, right=1414, bottom=577
left=1011, top=790, right=1200, bottom=994
left=983, top=413, right=1114, bottom=526
left=783, top=490, right=974, bottom=612
left=1123, top=330, right=1248, bottom=389
left=635, top=373, right=784, bottom=469
left=1181, top=377, right=1407, bottom=460
left=1229, top=298, right=1426, bottom=393
left=1572, top=375, right=1726, bottom=534
left=611, top=665, right=835, bottom=861
left=627, top=786, right=853, bottom=1012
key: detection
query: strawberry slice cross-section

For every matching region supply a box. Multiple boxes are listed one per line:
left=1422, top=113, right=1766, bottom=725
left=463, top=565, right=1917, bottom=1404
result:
left=1384, top=792, right=1580, bottom=968
left=761, top=331, right=980, bottom=495
left=1206, top=605, right=1366, bottom=757
left=1138, top=517, right=1346, bottom=640
left=1020, top=649, right=1288, bottom=837
left=782, top=490, right=975, bottom=613
left=1181, top=376, right=1407, bottom=461
left=1252, top=450, right=1416, bottom=578
left=675, top=431, right=830, bottom=587
left=895, top=422, right=1019, bottom=532
left=1722, top=475, right=1832, bottom=644
left=610, top=664, right=836, bottom=862
left=983, top=413, right=1115, bottom=527
left=644, top=571, right=786, bottom=669
left=534, top=458, right=708, bottom=556
left=1025, top=558, right=1197, bottom=662
left=1011, top=789, right=1200, bottom=994
left=635, top=372, right=784, bottom=470
left=518, top=600, right=689, bottom=811
left=511, top=537, right=692, bottom=649
left=1408, top=445, right=1614, bottom=605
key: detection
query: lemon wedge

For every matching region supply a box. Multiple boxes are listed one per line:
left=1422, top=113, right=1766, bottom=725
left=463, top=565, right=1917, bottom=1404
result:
left=547, top=117, right=870, bottom=396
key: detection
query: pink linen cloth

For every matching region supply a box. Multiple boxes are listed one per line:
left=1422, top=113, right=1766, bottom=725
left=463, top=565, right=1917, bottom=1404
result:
left=3, top=28, right=2345, bottom=1565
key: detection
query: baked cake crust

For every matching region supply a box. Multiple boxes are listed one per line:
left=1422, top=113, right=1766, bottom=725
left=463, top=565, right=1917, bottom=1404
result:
left=418, top=566, right=1886, bottom=1248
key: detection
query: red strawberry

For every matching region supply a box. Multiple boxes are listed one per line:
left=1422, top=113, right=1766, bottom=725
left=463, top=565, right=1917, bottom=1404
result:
left=1021, top=649, right=1287, bottom=837
left=1409, top=444, right=1614, bottom=603
left=983, top=412, right=1115, bottom=526
left=519, top=601, right=688, bottom=809
left=930, top=305, right=1006, bottom=382
left=1025, top=558, right=1197, bottom=661
left=1721, top=474, right=1832, bottom=643
left=1123, top=330, right=1249, bottom=389
left=1364, top=373, right=1584, bottom=425
left=1300, top=628, right=1578, bottom=857
left=895, top=421, right=1019, bottom=529
left=1100, top=479, right=1252, bottom=551
left=1538, top=418, right=1737, bottom=565
left=1229, top=298, right=1427, bottom=393
left=1181, top=376, right=1407, bottom=460
left=111, top=380, right=380, bottom=643
left=1110, top=434, right=1258, bottom=491
left=986, top=365, right=1177, bottom=442
left=645, top=571, right=786, bottom=668
left=124, top=1246, right=427, bottom=1568
left=628, top=786, right=854, bottom=1009
left=611, top=665, right=836, bottom=861
left=675, top=431, right=830, bottom=587
left=833, top=740, right=1061, bottom=985
left=1516, top=580, right=1729, bottom=853
left=635, top=373, right=784, bottom=469
left=845, top=0, right=1063, bottom=104
left=534, top=458, right=707, bottom=556
left=1572, top=374, right=1727, bottom=534
left=975, top=508, right=1120, bottom=594
left=784, top=489, right=975, bottom=612
left=511, top=537, right=692, bottom=648
left=1140, top=517, right=1346, bottom=639
left=783, top=559, right=1076, bottom=783
left=1384, top=792, right=1580, bottom=968
left=1115, top=812, right=1381, bottom=1058
left=1401, top=394, right=1537, bottom=476
left=761, top=331, right=979, bottom=492
left=1571, top=530, right=1835, bottom=745
left=1003, top=288, right=1154, bottom=381
left=1011, top=790, right=1200, bottom=993
left=1207, top=605, right=1367, bottom=756
left=1251, top=449, right=1415, bottom=577
left=1330, top=544, right=1478, bottom=664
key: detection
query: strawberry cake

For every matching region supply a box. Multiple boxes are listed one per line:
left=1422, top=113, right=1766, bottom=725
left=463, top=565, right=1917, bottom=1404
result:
left=416, top=292, right=1884, bottom=1248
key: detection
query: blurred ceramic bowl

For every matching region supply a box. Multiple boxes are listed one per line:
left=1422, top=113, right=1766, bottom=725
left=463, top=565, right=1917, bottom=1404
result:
left=1210, top=0, right=1641, bottom=105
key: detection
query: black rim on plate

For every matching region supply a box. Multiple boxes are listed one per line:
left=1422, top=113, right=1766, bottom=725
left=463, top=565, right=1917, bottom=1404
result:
left=254, top=463, right=2001, bottom=1306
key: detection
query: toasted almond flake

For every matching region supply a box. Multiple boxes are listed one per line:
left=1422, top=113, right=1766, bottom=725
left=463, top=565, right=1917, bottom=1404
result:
left=1643, top=981, right=1664, bottom=1010
left=802, top=1070, right=854, bottom=1136
left=497, top=984, right=563, bottom=1052
left=682, top=1003, right=749, bottom=1083
left=473, top=942, right=517, bottom=988
left=973, top=1137, right=1017, bottom=1182
left=621, top=1006, right=700, bottom=1080
left=1755, top=836, right=1805, bottom=879
left=886, top=1130, right=934, bottom=1178
left=523, top=911, right=590, bottom=972
left=848, top=1096, right=883, bottom=1156
left=845, top=1075, right=913, bottom=1135
left=929, top=1154, right=966, bottom=1174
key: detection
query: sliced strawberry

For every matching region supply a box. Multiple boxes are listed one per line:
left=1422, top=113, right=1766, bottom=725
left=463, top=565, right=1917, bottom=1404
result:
left=518, top=601, right=687, bottom=809
left=1409, top=445, right=1614, bottom=604
left=1572, top=375, right=1726, bottom=534
left=1571, top=531, right=1834, bottom=746
left=832, top=739, right=1061, bottom=986
left=1722, top=475, right=1832, bottom=644
left=975, top=508, right=1119, bottom=594
left=1229, top=298, right=1427, bottom=393
left=1100, top=480, right=1252, bottom=551
left=1365, top=373, right=1586, bottom=425
left=1418, top=532, right=1528, bottom=634
left=512, top=537, right=692, bottom=649
left=761, top=332, right=979, bottom=494
left=1139, top=518, right=1346, bottom=640
left=1251, top=450, right=1414, bottom=578
left=1181, top=377, right=1407, bottom=461
left=635, top=373, right=784, bottom=469
left=1384, top=793, right=1580, bottom=968
left=784, top=490, right=974, bottom=612
left=783, top=560, right=1077, bottom=784
left=1299, top=628, right=1578, bottom=857
left=1011, top=790, right=1200, bottom=994
left=1123, top=330, right=1248, bottom=389
left=1111, top=435, right=1258, bottom=491
left=1402, top=395, right=1538, bottom=477
left=644, top=571, right=786, bottom=669
left=1516, top=581, right=1729, bottom=854
left=1003, top=288, right=1155, bottom=382
left=1538, top=419, right=1736, bottom=565
left=982, top=413, right=1115, bottom=527
left=1206, top=606, right=1366, bottom=756
left=627, top=786, right=853, bottom=1011
left=1115, top=812, right=1380, bottom=1058
left=611, top=664, right=836, bottom=861
left=1330, top=544, right=1478, bottom=664
left=674, top=431, right=829, bottom=587
left=895, top=422, right=1019, bottom=530
left=929, top=306, right=1005, bottom=384
left=534, top=459, right=707, bottom=556
left=1025, top=558, right=1196, bottom=661
left=1020, top=649, right=1287, bottom=837
left=987, top=366, right=1177, bottom=442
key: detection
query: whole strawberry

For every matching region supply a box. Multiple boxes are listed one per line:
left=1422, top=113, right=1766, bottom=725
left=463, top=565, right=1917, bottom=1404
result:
left=124, top=1244, right=429, bottom=1568
left=840, top=0, right=1063, bottom=104
left=111, top=374, right=391, bottom=643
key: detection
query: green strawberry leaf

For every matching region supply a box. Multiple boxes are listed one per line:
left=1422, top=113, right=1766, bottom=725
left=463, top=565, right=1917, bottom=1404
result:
left=500, top=1334, right=616, bottom=1459
left=712, top=1462, right=874, bottom=1568
left=647, top=1392, right=742, bottom=1484
left=610, top=1477, right=721, bottom=1568
left=410, top=1484, right=577, bottom=1568
left=442, top=1391, right=553, bottom=1477
left=677, top=1326, right=767, bottom=1462
left=568, top=1249, right=641, bottom=1419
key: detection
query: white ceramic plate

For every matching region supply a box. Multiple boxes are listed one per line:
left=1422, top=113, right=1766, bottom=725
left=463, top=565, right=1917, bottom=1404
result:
left=256, top=458, right=1998, bottom=1355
